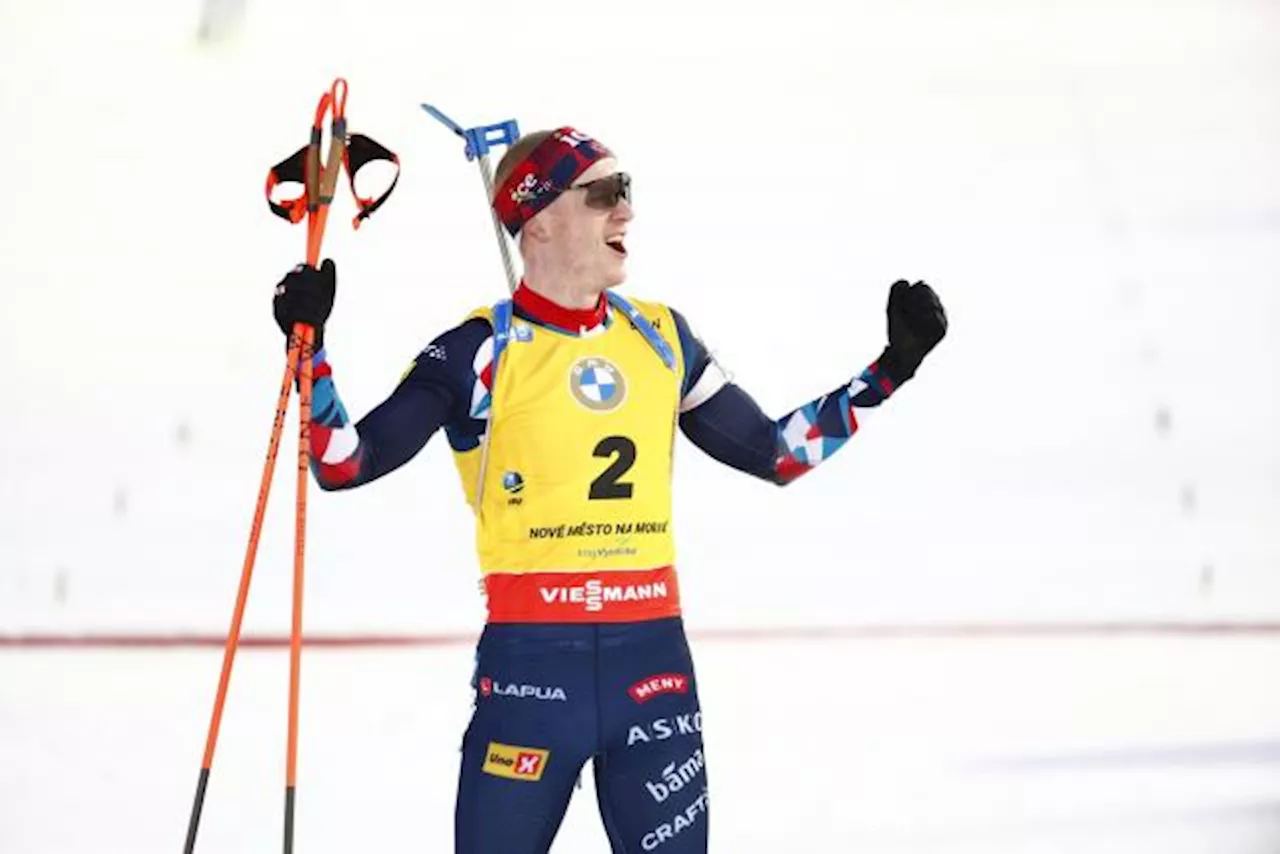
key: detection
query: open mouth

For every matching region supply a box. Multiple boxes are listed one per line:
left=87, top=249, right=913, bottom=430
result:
left=605, top=235, right=627, bottom=257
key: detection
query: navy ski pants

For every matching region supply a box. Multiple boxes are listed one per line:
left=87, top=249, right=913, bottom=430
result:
left=455, top=617, right=709, bottom=854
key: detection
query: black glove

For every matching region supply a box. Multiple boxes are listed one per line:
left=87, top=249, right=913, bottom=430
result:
left=273, top=259, right=336, bottom=352
left=877, top=279, right=947, bottom=385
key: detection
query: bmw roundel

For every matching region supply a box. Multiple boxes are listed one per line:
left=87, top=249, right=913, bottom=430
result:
left=570, top=357, right=627, bottom=412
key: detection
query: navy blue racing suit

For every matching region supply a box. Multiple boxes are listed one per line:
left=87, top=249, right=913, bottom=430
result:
left=457, top=618, right=707, bottom=853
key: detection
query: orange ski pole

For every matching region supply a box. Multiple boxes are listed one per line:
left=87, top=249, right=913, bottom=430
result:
left=182, top=343, right=299, bottom=854
left=184, top=75, right=383, bottom=854
left=284, top=76, right=348, bottom=854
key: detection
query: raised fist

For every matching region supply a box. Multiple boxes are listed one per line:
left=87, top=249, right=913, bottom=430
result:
left=878, top=279, right=946, bottom=385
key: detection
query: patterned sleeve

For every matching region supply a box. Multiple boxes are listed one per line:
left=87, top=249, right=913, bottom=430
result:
left=670, top=309, right=897, bottom=486
left=307, top=317, right=492, bottom=490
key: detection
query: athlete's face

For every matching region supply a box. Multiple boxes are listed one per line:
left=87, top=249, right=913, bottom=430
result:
left=538, top=158, right=633, bottom=291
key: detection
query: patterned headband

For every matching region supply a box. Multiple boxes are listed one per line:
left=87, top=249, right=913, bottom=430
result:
left=492, top=127, right=613, bottom=236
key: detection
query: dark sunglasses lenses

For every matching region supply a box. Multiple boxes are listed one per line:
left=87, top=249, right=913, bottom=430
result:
left=583, top=172, right=630, bottom=209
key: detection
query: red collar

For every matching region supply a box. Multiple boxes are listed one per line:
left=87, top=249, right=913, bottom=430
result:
left=513, top=282, right=607, bottom=332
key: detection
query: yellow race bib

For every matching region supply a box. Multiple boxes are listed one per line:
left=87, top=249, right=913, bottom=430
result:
left=450, top=295, right=686, bottom=622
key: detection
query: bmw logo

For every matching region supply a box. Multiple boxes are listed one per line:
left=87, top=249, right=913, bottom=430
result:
left=570, top=357, right=627, bottom=412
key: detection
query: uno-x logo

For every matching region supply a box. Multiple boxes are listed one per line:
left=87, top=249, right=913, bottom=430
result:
left=482, top=742, right=550, bottom=782
left=629, top=673, right=690, bottom=704
left=478, top=677, right=567, bottom=702
left=540, top=579, right=670, bottom=613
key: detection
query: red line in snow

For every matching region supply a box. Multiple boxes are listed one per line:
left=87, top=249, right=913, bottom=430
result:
left=3, top=622, right=1280, bottom=650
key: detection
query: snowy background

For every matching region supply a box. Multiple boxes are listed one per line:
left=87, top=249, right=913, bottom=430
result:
left=1, top=0, right=1278, bottom=851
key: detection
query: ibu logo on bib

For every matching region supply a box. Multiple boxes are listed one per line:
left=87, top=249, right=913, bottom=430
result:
left=570, top=357, right=627, bottom=412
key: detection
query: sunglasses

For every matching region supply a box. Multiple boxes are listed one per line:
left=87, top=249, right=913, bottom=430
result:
left=570, top=172, right=631, bottom=209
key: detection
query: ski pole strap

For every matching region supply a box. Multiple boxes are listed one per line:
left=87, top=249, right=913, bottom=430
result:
left=344, top=133, right=400, bottom=229
left=265, top=126, right=399, bottom=228
left=266, top=135, right=400, bottom=227
left=266, top=145, right=311, bottom=223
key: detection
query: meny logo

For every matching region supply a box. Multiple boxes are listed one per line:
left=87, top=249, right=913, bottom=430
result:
left=628, top=673, right=689, bottom=703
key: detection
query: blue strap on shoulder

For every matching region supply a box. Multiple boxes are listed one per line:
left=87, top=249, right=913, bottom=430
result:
left=490, top=299, right=514, bottom=379
left=605, top=292, right=676, bottom=371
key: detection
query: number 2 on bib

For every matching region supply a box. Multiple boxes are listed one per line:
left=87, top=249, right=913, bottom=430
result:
left=589, top=436, right=636, bottom=500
